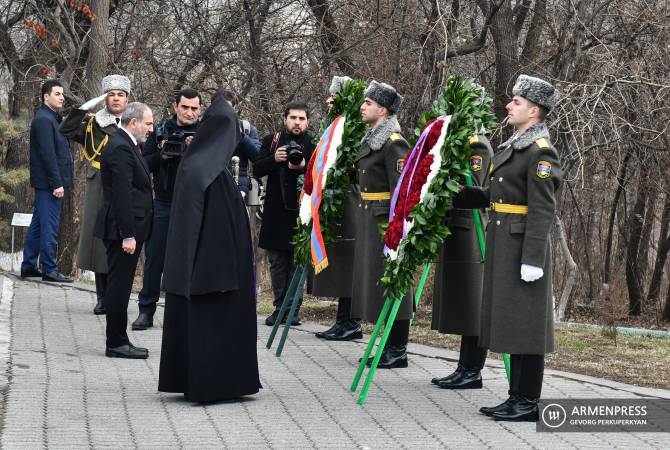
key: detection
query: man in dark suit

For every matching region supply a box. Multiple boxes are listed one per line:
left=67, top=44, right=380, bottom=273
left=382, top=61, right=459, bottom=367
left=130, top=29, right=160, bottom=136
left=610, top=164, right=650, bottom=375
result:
left=95, top=102, right=154, bottom=359
left=21, top=79, right=74, bottom=283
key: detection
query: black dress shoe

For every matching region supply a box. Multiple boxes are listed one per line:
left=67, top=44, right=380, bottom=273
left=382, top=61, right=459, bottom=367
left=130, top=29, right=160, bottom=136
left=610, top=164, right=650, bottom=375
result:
left=480, top=398, right=511, bottom=417
left=42, top=271, right=73, bottom=283
left=438, top=368, right=482, bottom=389
left=366, top=345, right=408, bottom=369
left=93, top=298, right=106, bottom=315
left=132, top=312, right=153, bottom=330
left=325, top=320, right=362, bottom=341
left=490, top=395, right=539, bottom=422
left=316, top=322, right=341, bottom=339
left=105, top=344, right=149, bottom=359
left=265, top=309, right=281, bottom=326
left=431, top=364, right=464, bottom=385
left=20, top=268, right=42, bottom=278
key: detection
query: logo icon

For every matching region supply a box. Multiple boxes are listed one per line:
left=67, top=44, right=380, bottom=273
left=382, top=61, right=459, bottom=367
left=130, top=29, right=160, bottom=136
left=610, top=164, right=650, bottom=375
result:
left=542, top=403, right=567, bottom=428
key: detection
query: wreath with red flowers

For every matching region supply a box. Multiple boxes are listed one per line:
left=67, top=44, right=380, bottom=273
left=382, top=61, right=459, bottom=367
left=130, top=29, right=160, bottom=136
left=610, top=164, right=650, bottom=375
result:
left=381, top=77, right=497, bottom=299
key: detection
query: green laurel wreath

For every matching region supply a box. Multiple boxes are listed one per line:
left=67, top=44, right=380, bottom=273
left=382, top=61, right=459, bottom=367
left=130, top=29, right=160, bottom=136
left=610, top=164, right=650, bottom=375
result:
left=381, top=76, right=497, bottom=299
left=293, top=79, right=367, bottom=266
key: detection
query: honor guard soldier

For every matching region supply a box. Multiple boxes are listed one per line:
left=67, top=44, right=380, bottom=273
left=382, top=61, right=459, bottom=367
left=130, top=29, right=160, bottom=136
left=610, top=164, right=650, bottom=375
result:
left=454, top=75, right=561, bottom=421
left=61, top=75, right=130, bottom=314
left=431, top=129, right=493, bottom=389
left=312, top=76, right=363, bottom=341
left=351, top=81, right=413, bottom=368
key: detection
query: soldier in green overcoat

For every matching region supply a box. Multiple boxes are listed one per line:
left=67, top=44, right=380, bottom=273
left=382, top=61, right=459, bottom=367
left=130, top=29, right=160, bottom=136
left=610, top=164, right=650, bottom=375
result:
left=350, top=81, right=412, bottom=368
left=60, top=75, right=130, bottom=315
left=312, top=76, right=364, bottom=342
left=454, top=75, right=561, bottom=421
left=431, top=132, right=493, bottom=389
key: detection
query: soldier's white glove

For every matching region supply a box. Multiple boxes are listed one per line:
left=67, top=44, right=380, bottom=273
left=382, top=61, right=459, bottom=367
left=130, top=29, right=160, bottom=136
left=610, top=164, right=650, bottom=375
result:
left=521, top=264, right=544, bottom=282
left=80, top=94, right=107, bottom=110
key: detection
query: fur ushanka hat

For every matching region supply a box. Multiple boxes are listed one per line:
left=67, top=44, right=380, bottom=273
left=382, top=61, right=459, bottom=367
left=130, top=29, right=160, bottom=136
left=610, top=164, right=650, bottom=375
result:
left=364, top=80, right=403, bottom=113
left=512, top=75, right=557, bottom=112
left=328, top=76, right=353, bottom=96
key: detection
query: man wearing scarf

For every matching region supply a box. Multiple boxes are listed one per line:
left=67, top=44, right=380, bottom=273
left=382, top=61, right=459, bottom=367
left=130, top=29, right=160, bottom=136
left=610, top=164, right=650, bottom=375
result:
left=158, top=93, right=261, bottom=403
left=351, top=81, right=413, bottom=368
left=454, top=75, right=561, bottom=421
left=61, top=75, right=130, bottom=314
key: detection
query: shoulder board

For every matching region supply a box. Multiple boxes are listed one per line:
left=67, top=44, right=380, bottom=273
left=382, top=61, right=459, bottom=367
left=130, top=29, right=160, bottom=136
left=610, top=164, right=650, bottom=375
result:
left=469, top=135, right=479, bottom=144
left=535, top=138, right=550, bottom=149
left=390, top=132, right=402, bottom=142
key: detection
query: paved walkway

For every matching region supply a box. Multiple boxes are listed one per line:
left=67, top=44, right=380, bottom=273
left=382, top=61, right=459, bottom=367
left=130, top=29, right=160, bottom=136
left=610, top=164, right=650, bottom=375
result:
left=0, top=274, right=668, bottom=449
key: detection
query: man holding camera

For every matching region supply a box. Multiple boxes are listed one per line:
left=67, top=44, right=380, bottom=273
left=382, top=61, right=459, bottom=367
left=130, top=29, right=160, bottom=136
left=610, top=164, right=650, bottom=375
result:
left=255, top=102, right=314, bottom=326
left=131, top=88, right=202, bottom=330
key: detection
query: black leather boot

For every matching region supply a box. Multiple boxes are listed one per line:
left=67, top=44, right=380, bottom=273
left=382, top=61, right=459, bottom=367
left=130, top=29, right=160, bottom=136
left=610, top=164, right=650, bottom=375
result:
left=480, top=398, right=513, bottom=417
left=132, top=312, right=154, bottom=330
left=491, top=394, right=539, bottom=421
left=438, top=368, right=482, bottom=389
left=431, top=364, right=464, bottom=385
left=93, top=298, right=106, bottom=315
left=367, top=345, right=408, bottom=369
left=325, top=320, right=362, bottom=341
left=316, top=322, right=341, bottom=339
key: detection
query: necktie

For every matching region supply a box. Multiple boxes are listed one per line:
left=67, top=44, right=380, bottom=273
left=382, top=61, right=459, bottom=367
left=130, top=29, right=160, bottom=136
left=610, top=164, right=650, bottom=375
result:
left=135, top=144, right=142, bottom=157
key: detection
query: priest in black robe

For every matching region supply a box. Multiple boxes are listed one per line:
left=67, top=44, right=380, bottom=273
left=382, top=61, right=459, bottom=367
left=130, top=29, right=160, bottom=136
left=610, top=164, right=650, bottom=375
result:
left=158, top=93, right=261, bottom=403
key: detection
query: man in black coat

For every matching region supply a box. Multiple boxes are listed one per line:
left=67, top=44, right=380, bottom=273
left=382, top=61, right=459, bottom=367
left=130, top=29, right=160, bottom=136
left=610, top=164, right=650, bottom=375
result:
left=21, top=79, right=74, bottom=283
left=94, top=102, right=154, bottom=359
left=255, top=102, right=315, bottom=326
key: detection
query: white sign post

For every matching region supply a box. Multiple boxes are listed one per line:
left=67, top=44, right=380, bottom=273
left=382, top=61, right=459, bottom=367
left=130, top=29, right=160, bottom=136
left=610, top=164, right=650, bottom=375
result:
left=10, top=213, right=33, bottom=272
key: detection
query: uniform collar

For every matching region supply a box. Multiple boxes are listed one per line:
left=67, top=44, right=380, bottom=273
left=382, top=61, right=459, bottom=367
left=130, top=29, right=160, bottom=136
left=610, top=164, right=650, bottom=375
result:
left=362, top=115, right=401, bottom=151
left=499, top=122, right=550, bottom=151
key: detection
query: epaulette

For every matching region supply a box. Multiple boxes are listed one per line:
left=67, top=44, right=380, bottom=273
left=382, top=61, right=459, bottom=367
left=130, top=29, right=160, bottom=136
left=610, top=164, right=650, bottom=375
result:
left=469, top=135, right=479, bottom=145
left=390, top=132, right=402, bottom=142
left=535, top=138, right=550, bottom=149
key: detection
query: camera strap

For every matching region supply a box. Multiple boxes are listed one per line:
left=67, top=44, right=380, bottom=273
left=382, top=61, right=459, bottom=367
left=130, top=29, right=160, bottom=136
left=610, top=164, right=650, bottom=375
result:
left=269, top=132, right=281, bottom=154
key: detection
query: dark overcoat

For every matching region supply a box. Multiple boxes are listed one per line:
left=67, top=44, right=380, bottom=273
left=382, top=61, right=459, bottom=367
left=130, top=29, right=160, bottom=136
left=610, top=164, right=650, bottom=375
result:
left=61, top=107, right=119, bottom=273
left=351, top=126, right=413, bottom=321
left=29, top=105, right=74, bottom=191
left=454, top=124, right=562, bottom=354
left=310, top=188, right=357, bottom=297
left=431, top=134, right=493, bottom=335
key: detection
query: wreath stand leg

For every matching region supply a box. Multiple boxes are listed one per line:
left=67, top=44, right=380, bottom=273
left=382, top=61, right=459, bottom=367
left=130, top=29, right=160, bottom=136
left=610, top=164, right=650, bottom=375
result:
left=465, top=171, right=511, bottom=383
left=276, top=267, right=308, bottom=357
left=410, top=263, right=432, bottom=327
left=266, top=265, right=303, bottom=350
left=351, top=295, right=403, bottom=405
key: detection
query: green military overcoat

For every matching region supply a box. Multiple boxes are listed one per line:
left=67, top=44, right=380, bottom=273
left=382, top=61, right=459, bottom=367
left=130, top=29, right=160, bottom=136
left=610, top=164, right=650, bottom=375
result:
left=310, top=188, right=357, bottom=297
left=454, top=123, right=562, bottom=355
left=431, top=134, right=493, bottom=335
left=351, top=118, right=413, bottom=321
left=60, top=107, right=119, bottom=273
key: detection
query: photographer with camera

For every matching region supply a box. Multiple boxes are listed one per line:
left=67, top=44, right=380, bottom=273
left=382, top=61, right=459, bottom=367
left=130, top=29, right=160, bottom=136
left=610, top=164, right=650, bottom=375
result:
left=132, top=87, right=202, bottom=330
left=255, top=102, right=314, bottom=326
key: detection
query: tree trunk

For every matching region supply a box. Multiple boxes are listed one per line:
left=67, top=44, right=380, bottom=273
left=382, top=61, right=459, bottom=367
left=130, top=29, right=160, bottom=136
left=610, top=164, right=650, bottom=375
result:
left=487, top=0, right=519, bottom=121
left=625, top=176, right=648, bottom=315
left=647, top=193, right=670, bottom=305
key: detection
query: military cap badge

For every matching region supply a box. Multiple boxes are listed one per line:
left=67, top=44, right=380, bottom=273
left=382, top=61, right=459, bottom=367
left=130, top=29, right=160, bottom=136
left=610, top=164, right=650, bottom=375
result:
left=537, top=160, right=552, bottom=178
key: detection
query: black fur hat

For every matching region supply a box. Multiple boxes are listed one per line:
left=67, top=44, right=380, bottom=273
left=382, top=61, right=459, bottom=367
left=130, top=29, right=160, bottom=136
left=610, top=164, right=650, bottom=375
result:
left=512, top=75, right=557, bottom=112
left=364, top=80, right=403, bottom=113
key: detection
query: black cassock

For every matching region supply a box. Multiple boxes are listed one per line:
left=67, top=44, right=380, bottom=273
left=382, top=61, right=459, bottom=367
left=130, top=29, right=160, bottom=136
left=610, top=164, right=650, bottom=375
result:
left=158, top=95, right=261, bottom=402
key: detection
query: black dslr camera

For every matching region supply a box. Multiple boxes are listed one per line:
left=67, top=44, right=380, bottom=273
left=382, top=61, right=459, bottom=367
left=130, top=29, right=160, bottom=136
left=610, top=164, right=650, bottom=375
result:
left=161, top=131, right=195, bottom=158
left=285, top=140, right=304, bottom=165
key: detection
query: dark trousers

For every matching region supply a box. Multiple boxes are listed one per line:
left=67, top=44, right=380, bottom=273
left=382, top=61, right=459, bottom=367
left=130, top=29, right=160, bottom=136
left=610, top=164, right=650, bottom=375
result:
left=95, top=273, right=107, bottom=302
left=459, top=335, right=487, bottom=370
left=138, top=199, right=171, bottom=315
left=510, top=354, right=545, bottom=400
left=336, top=297, right=353, bottom=322
left=388, top=319, right=409, bottom=347
left=267, top=249, right=301, bottom=308
left=21, top=189, right=62, bottom=273
left=104, top=239, right=143, bottom=348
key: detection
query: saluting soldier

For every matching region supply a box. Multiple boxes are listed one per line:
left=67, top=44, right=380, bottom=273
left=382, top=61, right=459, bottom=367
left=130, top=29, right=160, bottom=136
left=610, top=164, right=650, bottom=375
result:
left=454, top=75, right=561, bottom=421
left=312, top=76, right=363, bottom=342
left=431, top=131, right=493, bottom=389
left=351, top=81, right=412, bottom=368
left=61, top=75, right=130, bottom=315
